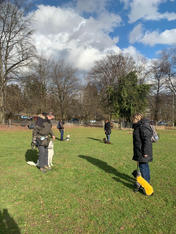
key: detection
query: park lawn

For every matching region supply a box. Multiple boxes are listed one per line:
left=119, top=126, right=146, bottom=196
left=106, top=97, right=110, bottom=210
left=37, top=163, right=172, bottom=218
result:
left=0, top=126, right=176, bottom=233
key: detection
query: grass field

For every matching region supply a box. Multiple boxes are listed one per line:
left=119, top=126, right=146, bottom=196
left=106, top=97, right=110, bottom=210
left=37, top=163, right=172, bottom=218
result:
left=0, top=126, right=176, bottom=234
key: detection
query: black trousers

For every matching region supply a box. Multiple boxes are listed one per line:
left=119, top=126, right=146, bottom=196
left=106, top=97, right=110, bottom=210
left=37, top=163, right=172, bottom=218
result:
left=38, top=145, right=48, bottom=168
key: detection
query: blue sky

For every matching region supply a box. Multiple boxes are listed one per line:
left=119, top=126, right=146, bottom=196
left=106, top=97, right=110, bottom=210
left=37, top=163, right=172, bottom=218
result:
left=29, top=0, right=176, bottom=71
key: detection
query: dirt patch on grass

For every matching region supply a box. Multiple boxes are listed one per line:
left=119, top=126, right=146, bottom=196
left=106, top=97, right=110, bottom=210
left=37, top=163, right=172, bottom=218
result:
left=0, top=124, right=82, bottom=131
left=0, top=125, right=28, bottom=131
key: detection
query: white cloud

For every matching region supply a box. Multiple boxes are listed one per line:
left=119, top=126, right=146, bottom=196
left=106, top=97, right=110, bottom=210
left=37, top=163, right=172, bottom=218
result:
left=32, top=5, right=83, bottom=35
left=122, top=45, right=144, bottom=61
left=75, top=0, right=109, bottom=14
left=70, top=46, right=120, bottom=70
left=130, top=24, right=176, bottom=46
left=129, top=23, right=143, bottom=43
left=141, top=28, right=176, bottom=46
left=128, top=0, right=176, bottom=23
left=31, top=5, right=122, bottom=71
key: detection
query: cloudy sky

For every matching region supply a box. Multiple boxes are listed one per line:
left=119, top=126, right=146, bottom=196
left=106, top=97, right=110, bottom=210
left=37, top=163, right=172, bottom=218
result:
left=29, top=0, right=176, bottom=71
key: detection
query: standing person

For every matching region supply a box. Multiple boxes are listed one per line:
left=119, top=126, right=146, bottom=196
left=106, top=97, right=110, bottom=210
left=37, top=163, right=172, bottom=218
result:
left=57, top=119, right=64, bottom=141
left=104, top=119, right=112, bottom=144
left=33, top=112, right=55, bottom=173
left=132, top=113, right=153, bottom=191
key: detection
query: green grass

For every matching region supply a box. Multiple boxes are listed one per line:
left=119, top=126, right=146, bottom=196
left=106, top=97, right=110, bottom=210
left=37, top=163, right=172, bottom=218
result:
left=0, top=127, right=176, bottom=233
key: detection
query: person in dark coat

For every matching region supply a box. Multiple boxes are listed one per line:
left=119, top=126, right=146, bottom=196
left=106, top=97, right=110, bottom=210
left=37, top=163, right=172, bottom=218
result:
left=33, top=112, right=55, bottom=172
left=104, top=120, right=112, bottom=143
left=132, top=113, right=153, bottom=185
left=57, top=120, right=64, bottom=141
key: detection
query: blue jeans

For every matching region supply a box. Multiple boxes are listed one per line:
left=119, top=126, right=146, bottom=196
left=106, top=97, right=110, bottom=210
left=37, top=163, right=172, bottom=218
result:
left=139, top=162, right=150, bottom=183
left=106, top=134, right=110, bottom=142
left=59, top=129, right=64, bottom=141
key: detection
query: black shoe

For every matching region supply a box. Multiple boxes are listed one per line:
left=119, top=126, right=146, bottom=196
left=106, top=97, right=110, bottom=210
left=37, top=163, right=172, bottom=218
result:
left=133, top=182, right=140, bottom=192
left=139, top=186, right=146, bottom=195
left=133, top=187, right=139, bottom=192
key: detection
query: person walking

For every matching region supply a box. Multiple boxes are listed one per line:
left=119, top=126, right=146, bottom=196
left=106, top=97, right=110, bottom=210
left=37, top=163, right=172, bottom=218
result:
left=132, top=113, right=153, bottom=191
left=57, top=119, right=64, bottom=141
left=33, top=112, right=55, bottom=173
left=104, top=119, right=112, bottom=144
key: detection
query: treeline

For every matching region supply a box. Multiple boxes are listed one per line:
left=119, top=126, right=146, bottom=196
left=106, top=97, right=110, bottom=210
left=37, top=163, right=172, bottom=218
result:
left=0, top=1, right=176, bottom=124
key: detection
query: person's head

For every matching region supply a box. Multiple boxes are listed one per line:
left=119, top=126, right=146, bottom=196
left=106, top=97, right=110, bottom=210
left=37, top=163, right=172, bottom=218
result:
left=132, top=113, right=143, bottom=124
left=150, top=120, right=155, bottom=125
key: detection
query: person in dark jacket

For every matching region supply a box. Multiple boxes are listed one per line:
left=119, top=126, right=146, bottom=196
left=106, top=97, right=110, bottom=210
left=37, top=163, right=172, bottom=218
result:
left=104, top=120, right=112, bottom=143
left=57, top=120, right=64, bottom=141
left=33, top=112, right=55, bottom=172
left=132, top=113, right=153, bottom=186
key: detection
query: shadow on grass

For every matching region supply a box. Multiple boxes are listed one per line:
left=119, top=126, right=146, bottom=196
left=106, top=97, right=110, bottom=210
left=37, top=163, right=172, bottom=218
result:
left=112, top=177, right=134, bottom=190
left=87, top=137, right=103, bottom=143
left=56, top=137, right=61, bottom=141
left=78, top=155, right=135, bottom=190
left=56, top=137, right=65, bottom=141
left=25, top=149, right=38, bottom=163
left=0, top=209, right=21, bottom=234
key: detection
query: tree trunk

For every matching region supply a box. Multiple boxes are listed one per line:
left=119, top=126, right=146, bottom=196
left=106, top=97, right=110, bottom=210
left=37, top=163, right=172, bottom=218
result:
left=154, top=94, right=160, bottom=122
left=0, top=90, right=5, bottom=124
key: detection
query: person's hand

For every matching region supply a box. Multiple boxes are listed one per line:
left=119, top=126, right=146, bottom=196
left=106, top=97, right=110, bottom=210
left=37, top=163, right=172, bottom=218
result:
left=144, top=154, right=148, bottom=158
left=52, top=136, right=55, bottom=140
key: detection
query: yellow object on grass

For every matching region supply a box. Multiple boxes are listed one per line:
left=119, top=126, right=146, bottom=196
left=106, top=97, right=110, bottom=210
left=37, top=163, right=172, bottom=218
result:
left=137, top=176, right=154, bottom=196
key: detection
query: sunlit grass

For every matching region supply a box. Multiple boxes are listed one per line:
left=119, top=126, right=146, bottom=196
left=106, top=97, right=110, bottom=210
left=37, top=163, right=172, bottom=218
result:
left=0, top=127, right=175, bottom=233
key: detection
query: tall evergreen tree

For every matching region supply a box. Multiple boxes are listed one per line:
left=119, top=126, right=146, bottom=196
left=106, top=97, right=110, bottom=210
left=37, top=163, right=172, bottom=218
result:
left=117, top=71, right=150, bottom=121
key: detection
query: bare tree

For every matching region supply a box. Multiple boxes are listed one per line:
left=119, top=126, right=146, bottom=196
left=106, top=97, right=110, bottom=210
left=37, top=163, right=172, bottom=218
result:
left=88, top=53, right=136, bottom=119
left=50, top=60, right=79, bottom=119
left=0, top=0, right=35, bottom=123
left=149, top=59, right=166, bottom=122
left=5, top=84, right=24, bottom=115
left=22, top=75, right=48, bottom=115
left=89, top=54, right=135, bottom=88
left=159, top=49, right=176, bottom=94
left=81, top=83, right=101, bottom=121
left=160, top=48, right=176, bottom=125
left=22, top=57, right=51, bottom=114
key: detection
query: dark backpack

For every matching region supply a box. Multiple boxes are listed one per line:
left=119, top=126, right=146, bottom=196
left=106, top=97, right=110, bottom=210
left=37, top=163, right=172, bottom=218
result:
left=57, top=121, right=61, bottom=129
left=150, top=125, right=159, bottom=143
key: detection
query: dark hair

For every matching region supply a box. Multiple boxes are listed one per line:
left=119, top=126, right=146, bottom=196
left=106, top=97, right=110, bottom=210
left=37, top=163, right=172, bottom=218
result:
left=150, top=120, right=155, bottom=125
left=42, top=112, right=48, bottom=117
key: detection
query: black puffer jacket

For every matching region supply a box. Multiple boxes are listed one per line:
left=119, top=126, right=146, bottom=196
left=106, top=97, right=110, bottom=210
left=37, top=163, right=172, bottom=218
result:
left=104, top=122, right=111, bottom=135
left=132, top=118, right=153, bottom=163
